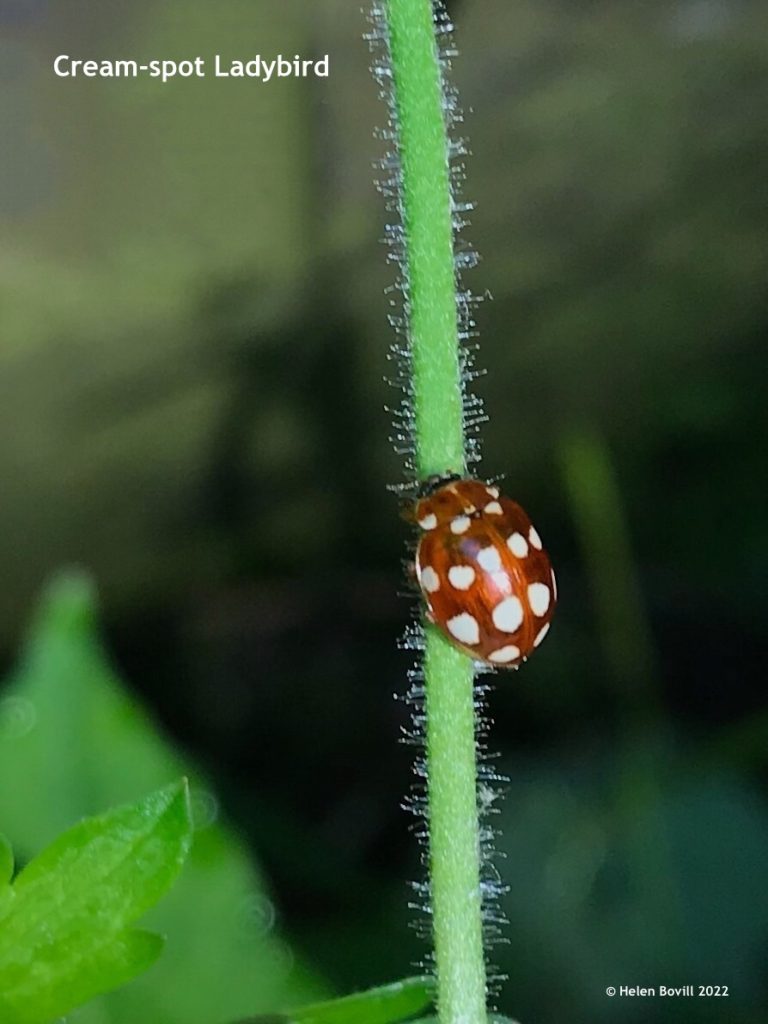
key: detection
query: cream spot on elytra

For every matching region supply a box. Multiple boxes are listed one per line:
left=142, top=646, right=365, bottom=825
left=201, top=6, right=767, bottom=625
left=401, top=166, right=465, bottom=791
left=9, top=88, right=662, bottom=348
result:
left=527, top=582, right=550, bottom=616
left=450, top=516, right=471, bottom=535
left=533, top=622, right=551, bottom=647
left=484, top=501, right=503, bottom=515
left=492, top=596, right=524, bottom=634
left=507, top=532, right=529, bottom=558
left=448, top=565, right=475, bottom=590
left=447, top=613, right=480, bottom=646
left=477, top=546, right=502, bottom=573
left=420, top=566, right=440, bottom=593
left=528, top=524, right=543, bottom=550
left=419, top=513, right=437, bottom=531
left=488, top=644, right=520, bottom=664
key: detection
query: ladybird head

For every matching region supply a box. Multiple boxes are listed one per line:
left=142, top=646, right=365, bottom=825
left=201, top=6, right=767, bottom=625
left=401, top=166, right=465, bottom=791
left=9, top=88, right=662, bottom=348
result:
left=414, top=475, right=498, bottom=530
left=400, top=472, right=463, bottom=525
left=417, top=471, right=462, bottom=499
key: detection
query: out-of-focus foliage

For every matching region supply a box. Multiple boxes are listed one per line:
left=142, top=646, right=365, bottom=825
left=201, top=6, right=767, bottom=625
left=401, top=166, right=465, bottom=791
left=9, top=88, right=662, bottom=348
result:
left=413, top=1018, right=517, bottom=1023
left=0, top=833, right=12, bottom=884
left=0, top=575, right=322, bottom=1023
left=249, top=976, right=435, bottom=1024
left=496, top=747, right=768, bottom=1023
left=1, top=0, right=766, bottom=634
left=0, top=782, right=191, bottom=1024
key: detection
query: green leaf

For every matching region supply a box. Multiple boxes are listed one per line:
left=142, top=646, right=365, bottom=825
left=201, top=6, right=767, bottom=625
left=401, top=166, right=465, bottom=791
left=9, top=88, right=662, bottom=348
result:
left=0, top=781, right=192, bottom=1024
left=290, top=976, right=434, bottom=1024
left=8, top=780, right=190, bottom=913
left=0, top=833, right=13, bottom=886
left=0, top=572, right=324, bottom=1022
left=411, top=1018, right=518, bottom=1024
left=238, top=977, right=434, bottom=1024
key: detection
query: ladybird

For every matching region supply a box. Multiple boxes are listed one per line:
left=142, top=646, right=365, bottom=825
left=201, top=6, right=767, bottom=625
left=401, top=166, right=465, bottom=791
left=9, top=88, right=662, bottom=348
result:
left=413, top=474, right=556, bottom=667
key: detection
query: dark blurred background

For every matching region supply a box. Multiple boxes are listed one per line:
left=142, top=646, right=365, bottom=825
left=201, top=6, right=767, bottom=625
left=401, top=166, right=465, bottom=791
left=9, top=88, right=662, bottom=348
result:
left=1, top=0, right=767, bottom=1022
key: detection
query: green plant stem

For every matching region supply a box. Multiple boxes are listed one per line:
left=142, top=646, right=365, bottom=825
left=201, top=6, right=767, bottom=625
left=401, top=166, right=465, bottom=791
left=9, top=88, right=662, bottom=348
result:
left=423, top=629, right=486, bottom=1024
left=385, top=2, right=487, bottom=1023
left=387, top=0, right=465, bottom=479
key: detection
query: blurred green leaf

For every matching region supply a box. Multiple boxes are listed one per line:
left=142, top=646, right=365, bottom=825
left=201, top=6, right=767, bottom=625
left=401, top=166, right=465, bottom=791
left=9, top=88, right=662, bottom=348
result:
left=239, top=977, right=433, bottom=1024
left=0, top=832, right=13, bottom=886
left=493, top=743, right=768, bottom=1022
left=291, top=976, right=434, bottom=1024
left=0, top=781, right=191, bottom=1024
left=0, top=573, right=324, bottom=1022
left=411, top=1017, right=517, bottom=1023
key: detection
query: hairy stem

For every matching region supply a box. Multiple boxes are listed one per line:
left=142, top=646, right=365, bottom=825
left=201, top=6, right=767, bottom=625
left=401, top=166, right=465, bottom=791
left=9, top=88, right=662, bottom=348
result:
left=384, top=1, right=487, bottom=1022
left=387, top=0, right=464, bottom=479
left=422, top=628, right=487, bottom=1024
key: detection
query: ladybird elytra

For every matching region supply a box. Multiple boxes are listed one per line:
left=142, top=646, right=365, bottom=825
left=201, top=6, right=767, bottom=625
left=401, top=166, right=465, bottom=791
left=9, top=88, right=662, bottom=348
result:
left=413, top=476, right=556, bottom=667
